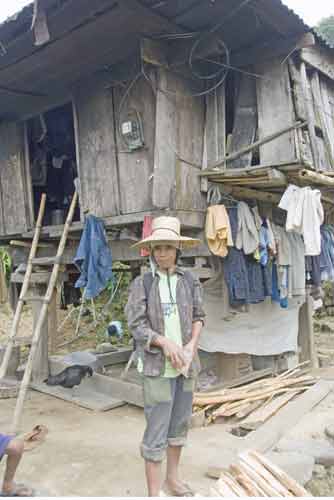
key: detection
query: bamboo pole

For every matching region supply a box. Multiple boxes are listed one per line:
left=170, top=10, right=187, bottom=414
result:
left=207, top=121, right=307, bottom=171
left=298, top=169, right=334, bottom=187
left=12, top=192, right=78, bottom=433
left=0, top=194, right=46, bottom=381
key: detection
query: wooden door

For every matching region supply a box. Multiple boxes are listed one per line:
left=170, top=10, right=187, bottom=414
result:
left=0, top=121, right=33, bottom=236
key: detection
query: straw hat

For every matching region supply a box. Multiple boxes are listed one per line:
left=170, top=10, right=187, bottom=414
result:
left=133, top=216, right=200, bottom=249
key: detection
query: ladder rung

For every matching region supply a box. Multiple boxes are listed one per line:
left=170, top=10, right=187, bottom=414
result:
left=14, top=336, right=33, bottom=346
left=21, top=296, right=46, bottom=303
left=31, top=257, right=60, bottom=266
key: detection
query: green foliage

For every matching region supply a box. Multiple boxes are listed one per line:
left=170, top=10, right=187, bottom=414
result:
left=0, top=247, right=12, bottom=284
left=315, top=16, right=334, bottom=47
left=82, top=261, right=133, bottom=347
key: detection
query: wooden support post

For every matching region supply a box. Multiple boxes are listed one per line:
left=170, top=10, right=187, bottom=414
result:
left=31, top=284, right=49, bottom=382
left=298, top=293, right=319, bottom=369
left=48, top=289, right=58, bottom=354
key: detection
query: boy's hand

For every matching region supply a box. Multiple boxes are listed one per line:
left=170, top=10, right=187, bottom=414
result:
left=155, top=336, right=186, bottom=370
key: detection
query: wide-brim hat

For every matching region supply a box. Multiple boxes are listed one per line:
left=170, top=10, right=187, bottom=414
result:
left=132, top=216, right=201, bottom=249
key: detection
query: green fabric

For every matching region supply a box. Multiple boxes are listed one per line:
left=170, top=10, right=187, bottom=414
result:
left=137, top=271, right=183, bottom=377
left=159, top=271, right=183, bottom=377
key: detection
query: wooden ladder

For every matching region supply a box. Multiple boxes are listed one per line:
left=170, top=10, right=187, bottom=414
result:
left=0, top=191, right=78, bottom=432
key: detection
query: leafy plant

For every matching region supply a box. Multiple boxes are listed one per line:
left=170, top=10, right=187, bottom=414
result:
left=0, top=247, right=12, bottom=284
left=316, top=16, right=334, bottom=47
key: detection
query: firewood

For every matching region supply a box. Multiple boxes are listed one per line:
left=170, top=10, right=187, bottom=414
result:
left=220, top=471, right=247, bottom=497
left=236, top=399, right=267, bottom=419
left=249, top=450, right=311, bottom=497
left=236, top=461, right=282, bottom=496
left=193, top=376, right=314, bottom=406
left=239, top=391, right=299, bottom=430
left=239, top=451, right=293, bottom=496
left=233, top=473, right=260, bottom=496
left=217, top=478, right=239, bottom=497
left=230, top=464, right=267, bottom=496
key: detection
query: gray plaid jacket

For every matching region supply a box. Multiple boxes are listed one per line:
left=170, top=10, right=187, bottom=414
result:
left=125, top=268, right=205, bottom=377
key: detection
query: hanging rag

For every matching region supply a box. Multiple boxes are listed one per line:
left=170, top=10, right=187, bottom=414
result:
left=205, top=205, right=233, bottom=257
left=320, top=226, right=334, bottom=281
left=286, top=232, right=306, bottom=296
left=140, top=215, right=153, bottom=258
left=235, top=201, right=259, bottom=255
left=74, top=215, right=113, bottom=299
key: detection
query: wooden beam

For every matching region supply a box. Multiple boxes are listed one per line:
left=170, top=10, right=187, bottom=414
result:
left=223, top=186, right=281, bottom=204
left=140, top=38, right=169, bottom=67
left=298, top=169, right=334, bottom=187
left=300, top=46, right=334, bottom=82
left=200, top=160, right=305, bottom=178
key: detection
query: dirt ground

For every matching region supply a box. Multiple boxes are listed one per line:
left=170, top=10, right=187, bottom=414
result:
left=1, top=392, right=219, bottom=497
left=2, top=304, right=334, bottom=496
left=1, top=380, right=334, bottom=496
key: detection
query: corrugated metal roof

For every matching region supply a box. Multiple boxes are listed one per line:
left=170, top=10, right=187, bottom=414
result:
left=0, top=0, right=332, bottom=51
left=0, top=0, right=332, bottom=121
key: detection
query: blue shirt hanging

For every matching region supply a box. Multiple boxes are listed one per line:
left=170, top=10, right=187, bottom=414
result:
left=74, top=215, right=113, bottom=299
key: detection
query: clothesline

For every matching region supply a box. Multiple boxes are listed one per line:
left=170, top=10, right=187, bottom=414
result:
left=205, top=184, right=328, bottom=312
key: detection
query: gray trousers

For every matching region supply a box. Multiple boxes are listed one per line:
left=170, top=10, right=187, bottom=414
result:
left=141, top=375, right=195, bottom=462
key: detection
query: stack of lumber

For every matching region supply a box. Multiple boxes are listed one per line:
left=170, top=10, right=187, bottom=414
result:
left=193, top=363, right=317, bottom=428
left=211, top=450, right=311, bottom=497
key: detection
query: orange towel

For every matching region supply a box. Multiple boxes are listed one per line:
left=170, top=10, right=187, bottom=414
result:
left=205, top=205, right=233, bottom=257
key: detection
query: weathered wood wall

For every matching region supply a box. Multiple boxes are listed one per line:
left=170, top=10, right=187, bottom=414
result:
left=256, top=58, right=296, bottom=164
left=113, top=71, right=156, bottom=214
left=73, top=80, right=120, bottom=218
left=153, top=68, right=206, bottom=211
left=0, top=122, right=32, bottom=235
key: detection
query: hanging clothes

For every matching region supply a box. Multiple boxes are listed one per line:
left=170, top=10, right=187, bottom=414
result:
left=74, top=215, right=113, bottom=299
left=320, top=226, right=334, bottom=282
left=205, top=205, right=233, bottom=257
left=223, top=207, right=250, bottom=306
left=279, top=184, right=324, bottom=256
left=305, top=256, right=321, bottom=287
left=235, top=201, right=259, bottom=255
left=286, top=232, right=306, bottom=297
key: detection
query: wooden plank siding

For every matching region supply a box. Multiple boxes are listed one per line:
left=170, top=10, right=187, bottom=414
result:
left=73, top=81, right=121, bottom=218
left=113, top=71, right=156, bottom=214
left=0, top=122, right=31, bottom=235
left=256, top=59, right=296, bottom=164
left=320, top=77, right=334, bottom=163
left=153, top=68, right=205, bottom=210
left=228, top=72, right=257, bottom=169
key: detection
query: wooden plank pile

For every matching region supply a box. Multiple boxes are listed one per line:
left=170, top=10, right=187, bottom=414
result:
left=211, top=450, right=311, bottom=497
left=193, top=363, right=317, bottom=429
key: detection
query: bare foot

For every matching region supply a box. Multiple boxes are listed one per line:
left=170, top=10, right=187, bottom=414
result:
left=163, top=478, right=194, bottom=497
left=2, top=482, right=34, bottom=497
